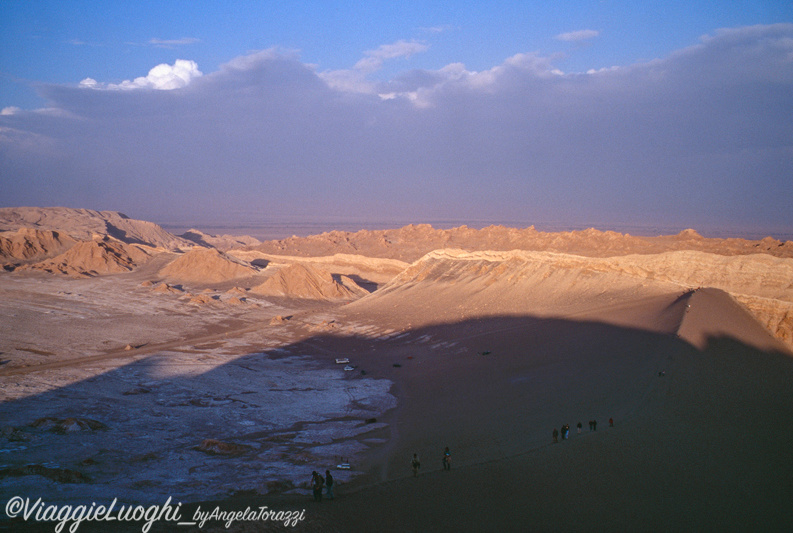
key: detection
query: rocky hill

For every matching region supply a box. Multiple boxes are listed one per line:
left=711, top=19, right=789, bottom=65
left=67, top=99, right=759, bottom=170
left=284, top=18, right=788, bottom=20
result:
left=253, top=224, right=793, bottom=262
left=0, top=207, right=194, bottom=252
left=19, top=236, right=152, bottom=277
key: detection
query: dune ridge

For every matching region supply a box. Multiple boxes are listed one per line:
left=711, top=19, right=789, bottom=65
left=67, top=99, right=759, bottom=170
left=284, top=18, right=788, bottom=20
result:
left=354, top=248, right=792, bottom=351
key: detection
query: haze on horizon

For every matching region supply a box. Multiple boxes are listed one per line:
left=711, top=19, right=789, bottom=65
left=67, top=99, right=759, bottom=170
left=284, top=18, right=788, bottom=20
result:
left=1, top=2, right=792, bottom=239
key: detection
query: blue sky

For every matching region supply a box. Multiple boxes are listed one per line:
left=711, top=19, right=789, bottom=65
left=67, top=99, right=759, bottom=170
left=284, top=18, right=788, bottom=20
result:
left=2, top=1, right=793, bottom=237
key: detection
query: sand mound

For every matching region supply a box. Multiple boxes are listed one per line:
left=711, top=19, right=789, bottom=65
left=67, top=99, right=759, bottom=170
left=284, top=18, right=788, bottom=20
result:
left=251, top=263, right=368, bottom=300
left=188, top=294, right=219, bottom=305
left=151, top=282, right=183, bottom=294
left=0, top=227, right=78, bottom=266
left=0, top=207, right=192, bottom=251
left=20, top=237, right=152, bottom=277
left=159, top=248, right=258, bottom=283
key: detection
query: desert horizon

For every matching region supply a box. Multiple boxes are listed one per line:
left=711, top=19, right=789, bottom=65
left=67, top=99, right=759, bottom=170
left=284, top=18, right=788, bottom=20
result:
left=1, top=206, right=792, bottom=532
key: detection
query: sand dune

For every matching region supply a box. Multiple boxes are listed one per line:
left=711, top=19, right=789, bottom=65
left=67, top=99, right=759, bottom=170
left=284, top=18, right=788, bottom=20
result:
left=251, top=262, right=368, bottom=300
left=159, top=247, right=259, bottom=283
left=346, top=248, right=793, bottom=351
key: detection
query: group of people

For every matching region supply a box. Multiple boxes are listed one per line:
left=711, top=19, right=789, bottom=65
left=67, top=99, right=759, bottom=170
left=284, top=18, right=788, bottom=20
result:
left=411, top=446, right=452, bottom=477
left=554, top=418, right=614, bottom=442
left=310, top=470, right=334, bottom=502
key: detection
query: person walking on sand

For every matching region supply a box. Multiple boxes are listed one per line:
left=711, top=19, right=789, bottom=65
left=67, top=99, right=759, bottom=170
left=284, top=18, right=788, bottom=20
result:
left=609, top=417, right=614, bottom=427
left=443, top=447, right=451, bottom=471
left=593, top=419, right=597, bottom=431
left=325, top=470, right=334, bottom=500
left=311, top=471, right=324, bottom=502
left=412, top=453, right=421, bottom=477
left=577, top=422, right=582, bottom=434
left=553, top=428, right=559, bottom=443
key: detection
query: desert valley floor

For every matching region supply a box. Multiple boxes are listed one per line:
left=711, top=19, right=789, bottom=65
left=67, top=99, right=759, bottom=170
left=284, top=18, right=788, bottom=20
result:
left=1, top=207, right=793, bottom=532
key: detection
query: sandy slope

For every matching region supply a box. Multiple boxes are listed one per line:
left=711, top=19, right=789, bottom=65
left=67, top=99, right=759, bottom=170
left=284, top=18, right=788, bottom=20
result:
left=308, top=257, right=793, bottom=532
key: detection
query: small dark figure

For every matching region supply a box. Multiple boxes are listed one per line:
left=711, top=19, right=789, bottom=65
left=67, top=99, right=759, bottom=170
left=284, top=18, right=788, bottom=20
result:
left=325, top=470, right=334, bottom=500
left=588, top=420, right=594, bottom=431
left=412, top=453, right=421, bottom=477
left=609, top=418, right=614, bottom=427
left=577, top=422, right=582, bottom=434
left=593, top=419, right=597, bottom=431
left=553, top=428, right=559, bottom=443
left=311, top=471, right=324, bottom=502
left=442, top=447, right=451, bottom=471
left=562, top=424, right=569, bottom=440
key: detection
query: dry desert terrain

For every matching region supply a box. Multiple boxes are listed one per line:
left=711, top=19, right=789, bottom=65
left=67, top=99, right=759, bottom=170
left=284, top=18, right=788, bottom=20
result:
left=1, top=207, right=792, bottom=532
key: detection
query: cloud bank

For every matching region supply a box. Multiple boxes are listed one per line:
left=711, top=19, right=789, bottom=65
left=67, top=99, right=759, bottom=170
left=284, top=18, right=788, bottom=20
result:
left=1, top=26, right=792, bottom=235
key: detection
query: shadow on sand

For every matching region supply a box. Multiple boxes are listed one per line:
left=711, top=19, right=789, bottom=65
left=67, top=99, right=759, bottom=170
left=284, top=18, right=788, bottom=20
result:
left=2, top=314, right=793, bottom=532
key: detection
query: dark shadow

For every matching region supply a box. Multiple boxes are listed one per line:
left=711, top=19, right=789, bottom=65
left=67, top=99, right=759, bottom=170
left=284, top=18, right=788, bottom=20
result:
left=105, top=223, right=153, bottom=247
left=1, top=316, right=792, bottom=532
left=250, top=258, right=270, bottom=268
left=343, top=274, right=378, bottom=293
left=329, top=273, right=378, bottom=293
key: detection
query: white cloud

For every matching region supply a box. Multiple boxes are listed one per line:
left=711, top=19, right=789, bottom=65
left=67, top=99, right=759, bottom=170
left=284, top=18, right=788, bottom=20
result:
left=80, top=59, right=203, bottom=91
left=149, top=37, right=201, bottom=47
left=555, top=29, right=600, bottom=42
left=1, top=107, right=21, bottom=116
left=354, top=40, right=429, bottom=72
